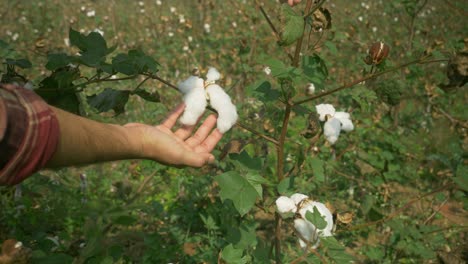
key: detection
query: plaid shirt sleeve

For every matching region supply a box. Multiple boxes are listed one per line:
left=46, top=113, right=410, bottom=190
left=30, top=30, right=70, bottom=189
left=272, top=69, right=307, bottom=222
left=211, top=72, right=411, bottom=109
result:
left=0, top=84, right=60, bottom=186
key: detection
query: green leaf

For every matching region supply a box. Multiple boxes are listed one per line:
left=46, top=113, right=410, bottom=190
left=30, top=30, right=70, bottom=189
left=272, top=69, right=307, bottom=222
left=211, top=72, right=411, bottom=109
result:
left=321, top=237, right=354, bottom=263
left=112, top=50, right=159, bottom=75
left=31, top=253, right=74, bottom=264
left=221, top=244, right=248, bottom=264
left=46, top=53, right=71, bottom=71
left=200, top=214, right=219, bottom=230
left=244, top=172, right=269, bottom=198
left=279, top=4, right=305, bottom=46
left=36, top=67, right=81, bottom=114
left=69, top=28, right=87, bottom=51
left=229, top=150, right=263, bottom=171
left=69, top=28, right=113, bottom=67
left=215, top=171, right=259, bottom=216
left=361, top=194, right=375, bottom=215
left=6, top=58, right=32, bottom=68
left=115, top=215, right=137, bottom=226
left=227, top=221, right=258, bottom=250
left=310, top=157, right=325, bottom=183
left=264, top=58, right=300, bottom=79
left=302, top=54, right=328, bottom=85
left=277, top=176, right=295, bottom=195
left=112, top=54, right=137, bottom=75
left=305, top=207, right=327, bottom=229
left=454, top=165, right=468, bottom=191
left=252, top=80, right=280, bottom=102
left=132, top=88, right=160, bottom=102
left=87, top=88, right=130, bottom=115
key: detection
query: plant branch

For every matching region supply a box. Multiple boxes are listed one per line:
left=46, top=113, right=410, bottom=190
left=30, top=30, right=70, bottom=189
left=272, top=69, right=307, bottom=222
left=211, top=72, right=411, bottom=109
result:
left=235, top=122, right=279, bottom=145
left=256, top=2, right=294, bottom=61
left=74, top=74, right=139, bottom=90
left=339, top=183, right=455, bottom=233
left=293, top=55, right=431, bottom=105
left=304, top=0, right=326, bottom=19
left=292, top=0, right=314, bottom=67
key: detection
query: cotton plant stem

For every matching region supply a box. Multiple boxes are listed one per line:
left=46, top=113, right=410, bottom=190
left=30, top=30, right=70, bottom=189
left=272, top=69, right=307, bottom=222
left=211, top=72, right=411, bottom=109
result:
left=304, top=0, right=327, bottom=19
left=256, top=2, right=294, bottom=61
left=292, top=0, right=314, bottom=67
left=293, top=56, right=430, bottom=106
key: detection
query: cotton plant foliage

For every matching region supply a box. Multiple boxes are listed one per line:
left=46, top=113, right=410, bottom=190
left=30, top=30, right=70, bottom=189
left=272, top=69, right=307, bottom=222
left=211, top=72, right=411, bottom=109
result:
left=315, top=103, right=354, bottom=144
left=276, top=193, right=334, bottom=249
left=177, top=67, right=238, bottom=133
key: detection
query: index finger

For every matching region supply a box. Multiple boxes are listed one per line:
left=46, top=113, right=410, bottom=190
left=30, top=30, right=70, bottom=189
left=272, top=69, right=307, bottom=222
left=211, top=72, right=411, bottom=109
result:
left=161, top=103, right=185, bottom=128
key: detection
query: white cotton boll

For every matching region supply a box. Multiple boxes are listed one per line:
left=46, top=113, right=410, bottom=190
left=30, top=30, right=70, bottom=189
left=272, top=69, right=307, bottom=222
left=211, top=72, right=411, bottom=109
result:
left=306, top=83, right=315, bottom=95
left=177, top=76, right=207, bottom=126
left=276, top=196, right=296, bottom=214
left=206, top=67, right=221, bottom=82
left=315, top=104, right=335, bottom=121
left=324, top=117, right=341, bottom=144
left=180, top=88, right=207, bottom=125
left=206, top=84, right=238, bottom=133
left=294, top=218, right=320, bottom=249
left=177, top=76, right=203, bottom=94
left=339, top=118, right=354, bottom=132
left=298, top=201, right=334, bottom=237
left=334, top=111, right=349, bottom=120
left=334, top=111, right=354, bottom=132
left=290, top=193, right=309, bottom=206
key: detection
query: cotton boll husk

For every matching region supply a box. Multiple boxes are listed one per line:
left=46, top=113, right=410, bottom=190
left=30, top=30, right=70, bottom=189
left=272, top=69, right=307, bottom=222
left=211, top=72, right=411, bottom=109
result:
left=276, top=196, right=296, bottom=214
left=206, top=67, right=221, bottom=82
left=180, top=87, right=207, bottom=126
left=177, top=75, right=204, bottom=94
left=294, top=218, right=320, bottom=249
left=315, top=104, right=335, bottom=121
left=290, top=193, right=309, bottom=206
left=298, top=200, right=334, bottom=237
left=206, top=84, right=238, bottom=133
left=323, top=117, right=341, bottom=144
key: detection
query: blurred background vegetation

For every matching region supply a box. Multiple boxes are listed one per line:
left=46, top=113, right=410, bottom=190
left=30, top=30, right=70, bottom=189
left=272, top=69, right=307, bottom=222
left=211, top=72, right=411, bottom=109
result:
left=0, top=0, right=466, bottom=263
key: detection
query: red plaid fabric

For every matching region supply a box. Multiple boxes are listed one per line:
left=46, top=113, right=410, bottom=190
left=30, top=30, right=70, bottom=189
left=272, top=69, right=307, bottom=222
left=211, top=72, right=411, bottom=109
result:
left=0, top=84, right=60, bottom=186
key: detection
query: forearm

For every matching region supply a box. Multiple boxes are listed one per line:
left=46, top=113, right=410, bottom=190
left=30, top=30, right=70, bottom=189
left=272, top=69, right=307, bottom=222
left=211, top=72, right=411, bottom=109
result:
left=46, top=106, right=142, bottom=168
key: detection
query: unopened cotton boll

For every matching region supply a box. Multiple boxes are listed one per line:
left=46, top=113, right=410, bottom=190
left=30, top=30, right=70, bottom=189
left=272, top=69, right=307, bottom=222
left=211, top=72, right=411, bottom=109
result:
left=206, top=84, right=238, bottom=133
left=324, top=117, right=341, bottom=144
left=276, top=196, right=297, bottom=214
left=177, top=76, right=207, bottom=125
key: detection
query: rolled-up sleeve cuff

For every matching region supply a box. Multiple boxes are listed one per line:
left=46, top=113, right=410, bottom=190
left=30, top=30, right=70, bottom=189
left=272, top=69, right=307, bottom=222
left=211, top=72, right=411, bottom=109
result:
left=0, top=84, right=60, bottom=186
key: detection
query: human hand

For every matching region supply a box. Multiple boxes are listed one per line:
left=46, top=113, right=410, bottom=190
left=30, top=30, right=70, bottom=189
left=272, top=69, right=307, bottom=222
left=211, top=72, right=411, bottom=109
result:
left=124, top=104, right=223, bottom=167
left=286, top=0, right=301, bottom=6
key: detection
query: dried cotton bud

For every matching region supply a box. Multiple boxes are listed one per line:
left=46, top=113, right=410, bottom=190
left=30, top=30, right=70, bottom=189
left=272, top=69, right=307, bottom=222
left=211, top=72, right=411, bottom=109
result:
left=364, top=41, right=390, bottom=65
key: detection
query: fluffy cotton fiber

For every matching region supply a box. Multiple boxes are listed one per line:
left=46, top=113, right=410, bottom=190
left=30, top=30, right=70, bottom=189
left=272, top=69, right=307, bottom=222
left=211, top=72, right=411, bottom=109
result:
left=177, top=67, right=238, bottom=133
left=177, top=76, right=207, bottom=126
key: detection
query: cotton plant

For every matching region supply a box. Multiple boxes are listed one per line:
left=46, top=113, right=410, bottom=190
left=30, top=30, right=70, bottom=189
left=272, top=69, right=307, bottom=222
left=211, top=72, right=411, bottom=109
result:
left=315, top=104, right=354, bottom=144
left=276, top=193, right=334, bottom=249
left=177, top=67, right=238, bottom=133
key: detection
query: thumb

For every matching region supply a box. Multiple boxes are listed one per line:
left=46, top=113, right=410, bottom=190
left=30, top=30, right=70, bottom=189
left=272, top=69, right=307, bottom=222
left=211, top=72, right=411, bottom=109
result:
left=181, top=152, right=215, bottom=167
